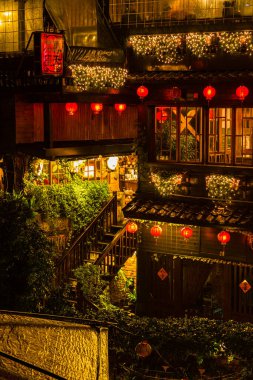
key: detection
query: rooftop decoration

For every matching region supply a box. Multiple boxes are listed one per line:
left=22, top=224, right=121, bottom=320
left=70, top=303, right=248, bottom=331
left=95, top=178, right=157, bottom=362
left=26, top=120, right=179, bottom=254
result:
left=150, top=170, right=183, bottom=197
left=128, top=31, right=253, bottom=64
left=69, top=64, right=128, bottom=92
left=205, top=174, right=240, bottom=203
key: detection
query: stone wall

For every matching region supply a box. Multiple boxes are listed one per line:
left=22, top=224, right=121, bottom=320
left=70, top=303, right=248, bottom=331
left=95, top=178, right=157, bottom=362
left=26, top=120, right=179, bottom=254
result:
left=0, top=312, right=109, bottom=380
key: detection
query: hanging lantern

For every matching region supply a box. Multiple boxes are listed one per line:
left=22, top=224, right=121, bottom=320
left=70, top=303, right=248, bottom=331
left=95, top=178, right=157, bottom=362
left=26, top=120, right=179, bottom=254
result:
left=126, top=221, right=138, bottom=234
left=203, top=86, right=216, bottom=101
left=180, top=226, right=193, bottom=239
left=65, top=102, right=78, bottom=116
left=137, top=85, right=149, bottom=100
left=156, top=108, right=168, bottom=123
left=91, top=103, right=103, bottom=114
left=236, top=85, right=249, bottom=101
left=217, top=231, right=231, bottom=245
left=135, top=341, right=152, bottom=358
left=114, top=103, right=127, bottom=114
left=150, top=225, right=162, bottom=238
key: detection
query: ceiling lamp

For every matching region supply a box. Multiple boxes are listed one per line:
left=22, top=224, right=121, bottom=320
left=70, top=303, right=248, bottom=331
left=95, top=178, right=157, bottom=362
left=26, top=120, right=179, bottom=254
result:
left=65, top=102, right=78, bottom=116
left=150, top=225, right=162, bottom=238
left=137, top=85, right=149, bottom=100
left=236, top=85, right=249, bottom=101
left=91, top=103, right=103, bottom=114
left=126, top=221, right=138, bottom=234
left=156, top=108, right=168, bottom=123
left=180, top=226, right=193, bottom=239
left=203, top=86, right=216, bottom=101
left=114, top=103, right=127, bottom=115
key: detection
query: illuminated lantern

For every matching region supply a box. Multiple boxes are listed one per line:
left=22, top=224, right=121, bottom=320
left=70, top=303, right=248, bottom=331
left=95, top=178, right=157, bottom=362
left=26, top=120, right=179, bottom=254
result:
left=91, top=103, right=103, bottom=114
left=135, top=340, right=152, bottom=358
left=137, top=85, right=149, bottom=100
left=126, top=221, right=138, bottom=234
left=180, top=226, right=193, bottom=239
left=203, top=85, right=216, bottom=101
left=236, top=85, right=249, bottom=101
left=217, top=231, right=231, bottom=245
left=114, top=103, right=127, bottom=114
left=156, top=108, right=168, bottom=123
left=150, top=225, right=162, bottom=238
left=65, top=102, right=78, bottom=116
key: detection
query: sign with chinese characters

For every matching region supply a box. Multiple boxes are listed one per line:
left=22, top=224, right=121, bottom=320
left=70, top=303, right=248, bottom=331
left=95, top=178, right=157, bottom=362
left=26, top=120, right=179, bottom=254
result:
left=34, top=32, right=64, bottom=76
left=239, top=279, right=251, bottom=294
left=157, top=268, right=168, bottom=281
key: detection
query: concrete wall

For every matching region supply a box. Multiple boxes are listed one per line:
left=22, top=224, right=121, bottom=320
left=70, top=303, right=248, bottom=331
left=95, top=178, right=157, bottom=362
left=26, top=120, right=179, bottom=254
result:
left=0, top=312, right=109, bottom=380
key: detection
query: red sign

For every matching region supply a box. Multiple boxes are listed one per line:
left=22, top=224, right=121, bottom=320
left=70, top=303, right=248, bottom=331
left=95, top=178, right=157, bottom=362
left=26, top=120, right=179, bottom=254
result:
left=35, top=32, right=64, bottom=76
left=157, top=268, right=168, bottom=281
left=239, top=280, right=251, bottom=294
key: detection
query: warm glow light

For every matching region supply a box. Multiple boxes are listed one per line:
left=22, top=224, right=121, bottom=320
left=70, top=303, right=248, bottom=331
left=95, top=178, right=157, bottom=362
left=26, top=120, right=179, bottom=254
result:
left=217, top=231, right=231, bottom=245
left=91, top=103, right=103, bottom=114
left=150, top=225, right=162, bottom=238
left=137, top=85, right=149, bottom=100
left=65, top=102, right=78, bottom=116
left=236, top=85, right=249, bottom=101
left=203, top=86, right=216, bottom=101
left=107, top=156, right=118, bottom=171
left=114, top=103, right=127, bottom=114
left=180, top=226, right=193, bottom=239
left=126, top=221, right=138, bottom=234
left=156, top=108, right=168, bottom=123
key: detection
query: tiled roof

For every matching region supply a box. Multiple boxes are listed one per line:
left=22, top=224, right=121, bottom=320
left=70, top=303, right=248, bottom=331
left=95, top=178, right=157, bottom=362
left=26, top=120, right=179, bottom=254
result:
left=123, top=196, right=253, bottom=229
left=126, top=70, right=253, bottom=84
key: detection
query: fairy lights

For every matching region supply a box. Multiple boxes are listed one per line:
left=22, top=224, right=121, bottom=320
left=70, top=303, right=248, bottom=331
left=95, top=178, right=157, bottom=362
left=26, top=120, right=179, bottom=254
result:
left=69, top=65, right=128, bottom=92
left=150, top=171, right=183, bottom=197
left=205, top=174, right=240, bottom=203
left=128, top=31, right=253, bottom=64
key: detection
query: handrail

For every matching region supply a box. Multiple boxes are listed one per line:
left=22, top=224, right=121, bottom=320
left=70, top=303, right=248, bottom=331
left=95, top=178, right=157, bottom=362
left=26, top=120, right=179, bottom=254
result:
left=95, top=223, right=137, bottom=275
left=56, top=192, right=118, bottom=284
left=0, top=351, right=66, bottom=380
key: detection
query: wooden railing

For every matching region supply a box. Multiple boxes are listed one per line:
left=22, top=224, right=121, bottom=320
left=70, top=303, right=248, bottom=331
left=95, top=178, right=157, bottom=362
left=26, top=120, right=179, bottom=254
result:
left=95, top=224, right=137, bottom=276
left=56, top=192, right=118, bottom=285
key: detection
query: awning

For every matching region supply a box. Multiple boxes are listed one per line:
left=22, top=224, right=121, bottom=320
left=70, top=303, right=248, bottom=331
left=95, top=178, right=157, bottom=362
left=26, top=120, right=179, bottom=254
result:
left=123, top=196, right=253, bottom=230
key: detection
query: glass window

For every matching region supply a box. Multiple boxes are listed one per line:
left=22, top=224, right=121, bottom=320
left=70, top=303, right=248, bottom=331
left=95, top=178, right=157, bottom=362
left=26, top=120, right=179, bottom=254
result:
left=208, top=108, right=232, bottom=164
left=235, top=108, right=253, bottom=165
left=155, top=106, right=202, bottom=163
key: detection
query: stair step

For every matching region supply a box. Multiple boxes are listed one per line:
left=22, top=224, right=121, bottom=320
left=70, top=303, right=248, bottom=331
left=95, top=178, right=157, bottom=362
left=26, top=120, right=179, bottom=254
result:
left=103, top=232, right=115, bottom=242
left=110, top=224, right=123, bottom=233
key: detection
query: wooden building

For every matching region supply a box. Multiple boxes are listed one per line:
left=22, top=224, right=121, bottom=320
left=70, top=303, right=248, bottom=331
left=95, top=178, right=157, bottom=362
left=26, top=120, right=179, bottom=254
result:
left=0, top=0, right=253, bottom=321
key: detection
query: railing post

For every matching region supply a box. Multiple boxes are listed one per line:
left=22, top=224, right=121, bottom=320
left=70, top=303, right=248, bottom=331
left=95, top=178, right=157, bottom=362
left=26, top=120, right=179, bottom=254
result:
left=112, top=191, right=118, bottom=225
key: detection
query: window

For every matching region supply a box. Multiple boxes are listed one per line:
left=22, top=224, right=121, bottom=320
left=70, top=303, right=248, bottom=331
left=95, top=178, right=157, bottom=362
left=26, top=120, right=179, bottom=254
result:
left=155, top=106, right=202, bottom=163
left=208, top=108, right=232, bottom=164
left=235, top=108, right=253, bottom=165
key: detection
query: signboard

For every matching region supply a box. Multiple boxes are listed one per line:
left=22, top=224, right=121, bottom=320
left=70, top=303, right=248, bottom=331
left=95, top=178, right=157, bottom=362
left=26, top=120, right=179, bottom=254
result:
left=34, top=32, right=64, bottom=76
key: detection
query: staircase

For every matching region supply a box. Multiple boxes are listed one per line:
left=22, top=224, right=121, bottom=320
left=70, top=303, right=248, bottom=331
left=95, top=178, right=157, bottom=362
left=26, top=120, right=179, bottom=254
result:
left=56, top=192, right=137, bottom=286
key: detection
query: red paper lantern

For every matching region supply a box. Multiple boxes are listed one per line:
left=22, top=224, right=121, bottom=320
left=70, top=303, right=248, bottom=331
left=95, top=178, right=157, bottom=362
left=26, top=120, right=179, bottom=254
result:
left=114, top=103, right=127, bottom=114
left=135, top=340, right=152, bottom=358
left=137, top=85, right=149, bottom=100
left=203, top=86, right=216, bottom=101
left=236, top=85, right=249, bottom=101
left=126, top=221, right=138, bottom=234
left=150, top=225, right=162, bottom=238
left=217, top=231, right=231, bottom=245
left=180, top=226, right=193, bottom=239
left=65, top=102, right=78, bottom=115
left=91, top=103, right=103, bottom=114
left=156, top=108, right=168, bottom=123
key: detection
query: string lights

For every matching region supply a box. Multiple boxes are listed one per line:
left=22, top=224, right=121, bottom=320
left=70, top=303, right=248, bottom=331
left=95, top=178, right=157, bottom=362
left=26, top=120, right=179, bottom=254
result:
left=150, top=171, right=183, bottom=197
left=205, top=174, right=240, bottom=203
left=128, top=31, right=253, bottom=64
left=69, top=65, right=128, bottom=92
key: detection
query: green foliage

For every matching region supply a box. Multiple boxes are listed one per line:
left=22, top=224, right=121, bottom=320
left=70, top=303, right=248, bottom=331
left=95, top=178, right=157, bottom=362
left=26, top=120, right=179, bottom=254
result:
left=24, top=177, right=110, bottom=233
left=84, top=306, right=253, bottom=379
left=0, top=192, right=55, bottom=311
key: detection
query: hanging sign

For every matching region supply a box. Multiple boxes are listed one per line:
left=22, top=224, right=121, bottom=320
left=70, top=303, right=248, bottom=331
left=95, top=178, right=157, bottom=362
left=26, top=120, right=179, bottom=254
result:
left=34, top=32, right=64, bottom=76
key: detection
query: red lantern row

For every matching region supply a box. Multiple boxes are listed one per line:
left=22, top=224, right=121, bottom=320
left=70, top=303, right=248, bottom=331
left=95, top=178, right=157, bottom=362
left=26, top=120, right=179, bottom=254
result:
left=65, top=102, right=127, bottom=116
left=203, top=85, right=249, bottom=101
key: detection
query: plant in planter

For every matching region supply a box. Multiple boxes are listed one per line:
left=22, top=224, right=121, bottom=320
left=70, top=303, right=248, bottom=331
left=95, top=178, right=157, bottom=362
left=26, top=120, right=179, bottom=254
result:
left=205, top=174, right=240, bottom=204
left=150, top=170, right=183, bottom=197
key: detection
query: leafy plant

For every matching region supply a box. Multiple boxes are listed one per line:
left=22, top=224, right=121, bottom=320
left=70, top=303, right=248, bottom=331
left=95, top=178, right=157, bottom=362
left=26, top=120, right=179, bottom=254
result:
left=150, top=170, right=183, bottom=197
left=206, top=174, right=240, bottom=203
